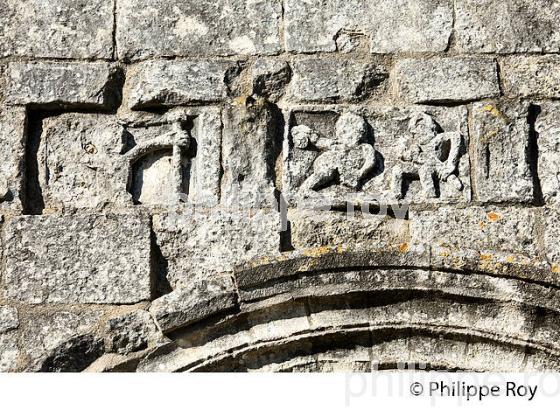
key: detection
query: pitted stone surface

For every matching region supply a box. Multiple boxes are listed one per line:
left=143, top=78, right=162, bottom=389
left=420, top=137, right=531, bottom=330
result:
left=125, top=61, right=237, bottom=110
left=455, top=0, right=560, bottom=53
left=284, top=0, right=453, bottom=53
left=104, top=311, right=159, bottom=355
left=289, top=58, right=387, bottom=103
left=0, top=107, right=26, bottom=210
left=116, top=0, right=282, bottom=60
left=501, top=56, right=560, bottom=99
left=536, top=103, right=560, bottom=204
left=5, top=215, right=152, bottom=304
left=0, top=307, right=19, bottom=334
left=6, top=62, right=118, bottom=108
left=152, top=210, right=281, bottom=288
left=0, top=0, right=113, bottom=59
left=394, top=57, right=500, bottom=104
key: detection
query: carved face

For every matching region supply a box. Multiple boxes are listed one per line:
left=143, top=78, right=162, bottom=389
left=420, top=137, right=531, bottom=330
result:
left=336, top=113, right=368, bottom=147
left=408, top=113, right=438, bottom=138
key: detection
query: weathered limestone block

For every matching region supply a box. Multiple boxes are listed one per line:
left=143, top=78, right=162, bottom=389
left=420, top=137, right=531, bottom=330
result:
left=149, top=277, right=237, bottom=332
left=284, top=105, right=470, bottom=206
left=6, top=62, right=119, bottom=108
left=0, top=107, right=26, bottom=211
left=117, top=0, right=282, bottom=60
left=222, top=99, right=281, bottom=208
left=0, top=305, right=20, bottom=372
left=0, top=333, right=20, bottom=372
left=288, top=58, right=387, bottom=103
left=394, top=57, right=499, bottom=104
left=252, top=59, right=292, bottom=102
left=543, top=208, right=560, bottom=269
left=0, top=306, right=19, bottom=334
left=5, top=214, right=152, bottom=304
left=125, top=61, right=238, bottom=110
left=410, top=207, right=538, bottom=256
left=455, top=0, right=560, bottom=53
left=289, top=210, right=409, bottom=250
left=0, top=0, right=113, bottom=59
left=535, top=103, right=560, bottom=204
left=501, top=56, right=560, bottom=98
left=284, top=0, right=453, bottom=53
left=152, top=210, right=281, bottom=288
left=38, top=114, right=130, bottom=210
left=471, top=102, right=534, bottom=203
left=21, top=310, right=102, bottom=372
left=104, top=311, right=159, bottom=355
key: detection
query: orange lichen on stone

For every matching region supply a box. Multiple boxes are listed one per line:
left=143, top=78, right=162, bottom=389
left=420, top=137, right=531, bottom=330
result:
left=487, top=211, right=502, bottom=222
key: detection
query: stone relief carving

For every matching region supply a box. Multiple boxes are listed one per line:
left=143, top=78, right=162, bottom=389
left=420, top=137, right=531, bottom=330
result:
left=293, top=113, right=378, bottom=192
left=391, top=113, right=464, bottom=200
left=284, top=107, right=470, bottom=206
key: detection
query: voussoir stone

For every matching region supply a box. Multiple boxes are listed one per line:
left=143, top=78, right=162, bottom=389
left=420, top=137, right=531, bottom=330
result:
left=150, top=277, right=238, bottom=333
left=284, top=0, right=453, bottom=53
left=6, top=62, right=119, bottom=108
left=5, top=214, right=152, bottom=304
left=117, top=0, right=282, bottom=60
left=501, top=56, right=560, bottom=99
left=394, top=57, right=500, bottom=104
left=455, top=0, right=560, bottom=53
left=0, top=0, right=113, bottom=59
left=289, top=58, right=388, bottom=103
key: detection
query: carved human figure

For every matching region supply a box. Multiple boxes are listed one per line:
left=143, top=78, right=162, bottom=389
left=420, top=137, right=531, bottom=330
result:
left=391, top=113, right=463, bottom=200
left=293, top=113, right=377, bottom=192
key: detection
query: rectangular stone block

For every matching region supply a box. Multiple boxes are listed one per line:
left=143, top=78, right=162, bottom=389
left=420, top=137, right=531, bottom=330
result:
left=284, top=0, right=453, bottom=53
left=471, top=102, right=534, bottom=203
left=288, top=58, right=387, bottom=103
left=221, top=100, right=280, bottom=209
left=284, top=105, right=470, bottom=206
left=0, top=107, right=26, bottom=212
left=152, top=210, right=281, bottom=289
left=6, top=62, right=119, bottom=108
left=394, top=57, right=500, bottom=104
left=535, top=103, right=560, bottom=204
left=5, top=214, right=152, bottom=304
left=410, top=206, right=538, bottom=256
left=124, top=60, right=238, bottom=110
left=544, top=208, right=560, bottom=268
left=455, top=0, right=560, bottom=53
left=117, top=0, right=282, bottom=60
left=501, top=56, right=560, bottom=99
left=0, top=0, right=113, bottom=59
left=289, top=210, right=409, bottom=250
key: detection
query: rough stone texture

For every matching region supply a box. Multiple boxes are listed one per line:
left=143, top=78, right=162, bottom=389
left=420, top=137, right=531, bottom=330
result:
left=152, top=210, right=281, bottom=288
left=284, top=0, right=453, bottom=53
left=471, top=102, right=534, bottom=203
left=0, top=107, right=26, bottom=211
left=125, top=61, right=238, bottom=110
left=394, top=58, right=500, bottom=104
left=410, top=206, right=538, bottom=256
left=150, top=277, right=237, bottom=332
left=105, top=311, right=159, bottom=354
left=0, top=0, right=113, bottom=59
left=455, top=0, right=560, bottom=53
left=0, top=306, right=19, bottom=334
left=5, top=215, right=152, bottom=304
left=501, top=56, right=560, bottom=99
left=20, top=310, right=102, bottom=371
left=3, top=0, right=560, bottom=374
left=116, top=0, right=282, bottom=60
left=536, top=103, right=560, bottom=204
left=289, top=58, right=387, bottom=103
left=6, top=62, right=119, bottom=108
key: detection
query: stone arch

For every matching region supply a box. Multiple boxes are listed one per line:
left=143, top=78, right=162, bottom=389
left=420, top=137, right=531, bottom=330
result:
left=138, top=248, right=560, bottom=372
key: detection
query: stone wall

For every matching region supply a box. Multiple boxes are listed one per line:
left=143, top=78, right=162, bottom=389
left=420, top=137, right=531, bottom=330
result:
left=1, top=0, right=560, bottom=372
